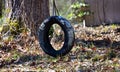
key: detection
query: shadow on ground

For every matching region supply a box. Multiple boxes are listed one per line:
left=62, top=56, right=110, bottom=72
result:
left=0, top=54, right=42, bottom=68
left=15, top=54, right=41, bottom=64
left=75, top=38, right=120, bottom=48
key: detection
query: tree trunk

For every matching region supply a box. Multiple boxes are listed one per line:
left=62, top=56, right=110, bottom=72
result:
left=71, top=0, right=76, bottom=4
left=22, top=0, right=50, bottom=38
left=0, top=0, right=2, bottom=17
left=5, top=0, right=50, bottom=38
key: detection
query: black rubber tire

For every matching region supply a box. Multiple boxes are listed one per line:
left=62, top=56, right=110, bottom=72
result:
left=38, top=16, right=75, bottom=57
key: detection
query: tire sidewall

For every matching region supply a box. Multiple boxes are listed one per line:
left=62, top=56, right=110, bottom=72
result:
left=38, top=16, right=75, bottom=57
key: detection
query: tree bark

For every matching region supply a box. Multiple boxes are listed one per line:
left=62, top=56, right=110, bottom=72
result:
left=22, top=0, right=50, bottom=38
left=71, top=0, right=76, bottom=4
left=5, top=0, right=50, bottom=38
left=0, top=0, right=2, bottom=17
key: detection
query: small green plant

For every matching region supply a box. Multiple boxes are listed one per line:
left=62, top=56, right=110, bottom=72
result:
left=49, top=26, right=54, bottom=38
left=67, top=0, right=90, bottom=23
left=9, top=20, right=20, bottom=34
left=107, top=49, right=116, bottom=59
left=0, top=18, right=27, bottom=35
left=0, top=17, right=4, bottom=25
left=0, top=7, right=26, bottom=35
left=111, top=24, right=117, bottom=29
left=92, top=54, right=101, bottom=62
left=12, top=53, right=20, bottom=60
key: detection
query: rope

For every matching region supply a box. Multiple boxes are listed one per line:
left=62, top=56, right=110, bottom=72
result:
left=52, top=0, right=59, bottom=16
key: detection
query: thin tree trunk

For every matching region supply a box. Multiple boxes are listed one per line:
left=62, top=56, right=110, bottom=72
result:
left=0, top=0, right=2, bottom=17
left=71, top=0, right=76, bottom=4
left=4, top=0, right=13, bottom=19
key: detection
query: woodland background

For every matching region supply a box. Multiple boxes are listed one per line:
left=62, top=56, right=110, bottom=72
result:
left=0, top=0, right=120, bottom=71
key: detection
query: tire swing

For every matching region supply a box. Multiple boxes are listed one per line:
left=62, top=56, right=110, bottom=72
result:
left=38, top=0, right=75, bottom=57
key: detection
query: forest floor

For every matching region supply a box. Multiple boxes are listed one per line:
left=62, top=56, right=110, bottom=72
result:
left=0, top=24, right=120, bottom=71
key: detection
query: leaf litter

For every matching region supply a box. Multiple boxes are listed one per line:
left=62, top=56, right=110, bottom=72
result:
left=0, top=24, right=120, bottom=71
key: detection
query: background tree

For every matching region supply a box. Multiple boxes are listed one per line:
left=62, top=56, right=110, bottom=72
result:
left=0, top=0, right=2, bottom=17
left=71, top=0, right=76, bottom=4
left=4, top=0, right=50, bottom=38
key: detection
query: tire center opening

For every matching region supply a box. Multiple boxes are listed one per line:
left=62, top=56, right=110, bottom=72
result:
left=49, top=24, right=65, bottom=50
